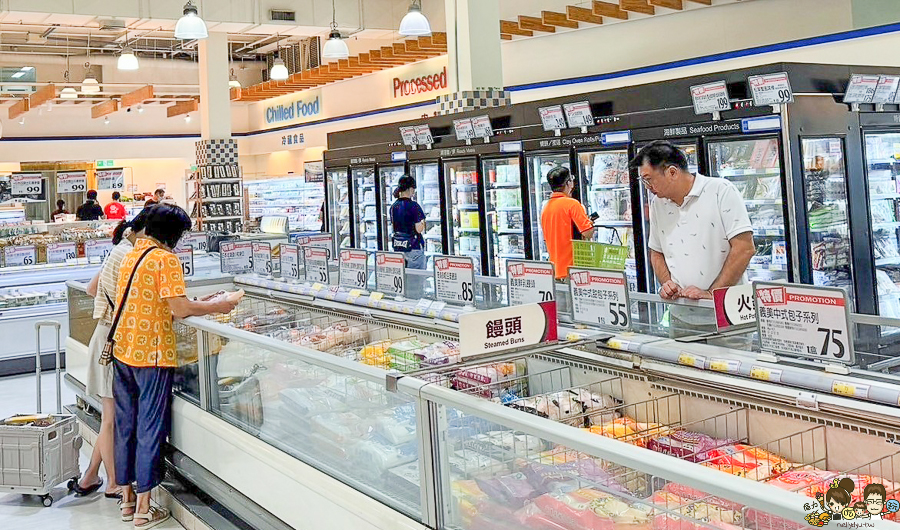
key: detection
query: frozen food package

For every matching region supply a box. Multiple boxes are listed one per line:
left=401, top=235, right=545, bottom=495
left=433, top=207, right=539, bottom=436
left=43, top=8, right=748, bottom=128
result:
left=652, top=490, right=743, bottom=530
left=529, top=489, right=617, bottom=530
left=645, top=430, right=733, bottom=462
left=475, top=472, right=537, bottom=509
left=448, top=450, right=508, bottom=478
left=349, top=435, right=417, bottom=475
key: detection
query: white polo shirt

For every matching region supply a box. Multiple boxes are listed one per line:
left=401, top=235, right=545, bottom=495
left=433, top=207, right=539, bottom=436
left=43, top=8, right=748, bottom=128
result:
left=648, top=174, right=753, bottom=292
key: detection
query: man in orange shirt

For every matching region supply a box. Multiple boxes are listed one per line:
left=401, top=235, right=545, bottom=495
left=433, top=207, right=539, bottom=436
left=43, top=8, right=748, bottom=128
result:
left=541, top=167, right=595, bottom=280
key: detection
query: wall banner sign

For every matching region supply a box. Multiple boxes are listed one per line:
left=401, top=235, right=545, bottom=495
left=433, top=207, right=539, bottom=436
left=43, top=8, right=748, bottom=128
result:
left=433, top=255, right=475, bottom=305
left=459, top=302, right=558, bottom=359
left=57, top=171, right=88, bottom=193
left=569, top=267, right=631, bottom=331
left=265, top=90, right=323, bottom=126
left=96, top=169, right=125, bottom=190
left=392, top=65, right=448, bottom=101
left=506, top=260, right=556, bottom=306
left=375, top=252, right=406, bottom=297
left=219, top=241, right=253, bottom=274
left=713, top=284, right=757, bottom=332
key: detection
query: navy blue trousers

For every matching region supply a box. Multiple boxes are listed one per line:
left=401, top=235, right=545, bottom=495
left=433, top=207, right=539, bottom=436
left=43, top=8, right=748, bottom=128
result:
left=114, top=360, right=174, bottom=493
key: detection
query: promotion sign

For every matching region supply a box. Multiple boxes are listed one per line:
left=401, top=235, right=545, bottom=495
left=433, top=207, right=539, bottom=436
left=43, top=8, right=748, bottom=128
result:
left=304, top=246, right=330, bottom=284
left=280, top=244, right=302, bottom=281
left=754, top=282, right=854, bottom=364
left=471, top=116, right=493, bottom=139
left=252, top=242, right=273, bottom=276
left=459, top=302, right=558, bottom=359
left=562, top=101, right=594, bottom=128
left=872, top=75, right=900, bottom=104
left=47, top=242, right=77, bottom=264
left=177, top=232, right=209, bottom=253
left=569, top=267, right=630, bottom=330
left=713, top=284, right=757, bottom=332
left=453, top=118, right=476, bottom=141
left=433, top=255, right=475, bottom=305
left=843, top=74, right=880, bottom=104
left=506, top=260, right=555, bottom=306
left=538, top=105, right=566, bottom=131
left=96, top=169, right=125, bottom=190
left=414, top=125, right=433, bottom=146
left=748, top=72, right=794, bottom=106
left=292, top=233, right=332, bottom=256
left=57, top=171, right=88, bottom=194
left=176, top=247, right=194, bottom=278
left=690, top=81, right=730, bottom=115
left=4, top=245, right=36, bottom=267
left=400, top=126, right=419, bottom=146
left=84, top=239, right=114, bottom=263
left=11, top=173, right=42, bottom=196
left=219, top=241, right=253, bottom=274
left=339, top=249, right=369, bottom=290
left=375, top=252, right=406, bottom=297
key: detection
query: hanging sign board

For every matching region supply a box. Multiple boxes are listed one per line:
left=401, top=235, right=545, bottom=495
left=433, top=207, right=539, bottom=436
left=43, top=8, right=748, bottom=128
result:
left=252, top=242, right=273, bottom=276
left=538, top=105, right=567, bottom=131
left=690, top=81, right=731, bottom=115
left=453, top=119, right=476, bottom=141
left=562, top=101, right=594, bottom=128
left=4, top=245, right=36, bottom=267
left=339, top=249, right=369, bottom=290
left=414, top=125, right=433, bottom=146
left=459, top=302, right=558, bottom=359
left=843, top=74, right=880, bottom=104
left=219, top=241, right=253, bottom=274
left=471, top=116, right=494, bottom=139
left=177, top=232, right=209, bottom=253
left=713, top=284, right=757, bottom=332
left=399, top=126, right=419, bottom=146
left=304, top=246, right=330, bottom=284
left=872, top=75, right=900, bottom=104
left=176, top=247, right=194, bottom=278
left=506, top=260, right=556, bottom=306
left=84, top=239, right=114, bottom=263
left=375, top=252, right=406, bottom=297
left=747, top=72, right=794, bottom=106
left=57, top=171, right=88, bottom=194
left=569, top=267, right=631, bottom=331
left=47, top=242, right=77, bottom=264
left=754, top=282, right=854, bottom=365
left=280, top=244, right=302, bottom=281
left=11, top=173, right=42, bottom=196
left=96, top=169, right=125, bottom=190
left=433, top=255, right=476, bottom=305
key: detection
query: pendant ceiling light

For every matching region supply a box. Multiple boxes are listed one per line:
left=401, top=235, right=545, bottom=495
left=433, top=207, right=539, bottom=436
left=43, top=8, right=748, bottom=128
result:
left=228, top=68, right=241, bottom=88
left=82, top=36, right=100, bottom=94
left=399, top=0, right=431, bottom=36
left=270, top=57, right=289, bottom=81
left=60, top=87, right=78, bottom=99
left=322, top=0, right=349, bottom=60
left=175, top=0, right=208, bottom=40
left=117, top=46, right=139, bottom=70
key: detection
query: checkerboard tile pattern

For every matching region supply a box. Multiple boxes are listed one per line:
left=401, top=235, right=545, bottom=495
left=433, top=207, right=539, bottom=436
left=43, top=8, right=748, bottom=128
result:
left=437, top=89, right=511, bottom=115
left=195, top=139, right=238, bottom=166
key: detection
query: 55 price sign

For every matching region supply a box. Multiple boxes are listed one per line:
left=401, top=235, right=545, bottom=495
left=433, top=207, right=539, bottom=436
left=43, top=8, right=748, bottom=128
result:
left=303, top=246, right=330, bottom=284
left=569, top=267, right=631, bottom=331
left=280, top=244, right=302, bottom=282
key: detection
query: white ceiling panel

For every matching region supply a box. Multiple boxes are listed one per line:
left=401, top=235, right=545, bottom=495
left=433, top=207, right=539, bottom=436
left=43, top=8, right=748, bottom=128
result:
left=3, top=11, right=53, bottom=24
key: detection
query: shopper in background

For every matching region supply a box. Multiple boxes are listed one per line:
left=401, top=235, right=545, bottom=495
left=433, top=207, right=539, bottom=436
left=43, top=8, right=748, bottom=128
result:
left=541, top=167, right=595, bottom=280
left=51, top=199, right=68, bottom=218
left=76, top=209, right=150, bottom=498
left=390, top=175, right=426, bottom=269
left=630, top=140, right=755, bottom=335
left=112, top=204, right=238, bottom=528
left=104, top=191, right=127, bottom=220
left=76, top=190, right=104, bottom=221
left=143, top=188, right=165, bottom=208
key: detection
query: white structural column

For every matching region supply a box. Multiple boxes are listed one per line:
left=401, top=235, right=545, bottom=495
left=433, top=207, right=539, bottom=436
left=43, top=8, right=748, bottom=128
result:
left=198, top=32, right=232, bottom=140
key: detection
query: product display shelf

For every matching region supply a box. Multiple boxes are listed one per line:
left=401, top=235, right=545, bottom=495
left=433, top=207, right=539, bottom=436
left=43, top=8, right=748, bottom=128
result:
left=245, top=177, right=325, bottom=232
left=188, top=163, right=244, bottom=234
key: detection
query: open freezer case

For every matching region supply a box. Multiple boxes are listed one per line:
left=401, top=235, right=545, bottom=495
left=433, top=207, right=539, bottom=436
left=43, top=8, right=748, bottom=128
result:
left=526, top=152, right=571, bottom=261
left=379, top=163, right=407, bottom=251
left=327, top=167, right=352, bottom=250
left=483, top=156, right=526, bottom=277
left=353, top=167, right=378, bottom=252
left=444, top=158, right=485, bottom=274
left=411, top=161, right=445, bottom=269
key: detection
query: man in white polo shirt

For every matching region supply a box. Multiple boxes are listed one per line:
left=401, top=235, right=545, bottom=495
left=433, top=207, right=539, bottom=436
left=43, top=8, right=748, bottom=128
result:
left=630, top=141, right=756, bottom=334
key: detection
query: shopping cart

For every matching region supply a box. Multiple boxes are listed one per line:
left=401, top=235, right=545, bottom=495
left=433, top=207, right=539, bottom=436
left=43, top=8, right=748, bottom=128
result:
left=0, top=321, right=82, bottom=507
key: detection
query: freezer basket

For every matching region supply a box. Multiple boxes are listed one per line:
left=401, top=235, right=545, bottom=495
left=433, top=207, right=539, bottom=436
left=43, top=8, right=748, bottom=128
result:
left=572, top=240, right=628, bottom=270
left=0, top=415, right=81, bottom=493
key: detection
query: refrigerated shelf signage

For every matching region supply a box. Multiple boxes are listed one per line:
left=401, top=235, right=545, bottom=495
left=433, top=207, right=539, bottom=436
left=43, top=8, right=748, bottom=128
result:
left=399, top=126, right=419, bottom=146
left=563, top=101, right=594, bottom=128
left=754, top=282, right=855, bottom=365
left=339, top=249, right=369, bottom=290
left=176, top=247, right=194, bottom=278
left=375, top=252, right=406, bottom=297
left=433, top=255, right=476, bottom=305
left=177, top=232, right=209, bottom=253
left=96, top=168, right=125, bottom=190
left=713, top=284, right=757, bottom=332
left=47, top=242, right=77, bottom=264
left=414, top=125, right=433, bottom=146
left=600, top=131, right=631, bottom=146
left=304, top=246, right=330, bottom=284
left=506, top=260, right=556, bottom=306
left=4, top=245, right=35, bottom=267
left=252, top=242, right=273, bottom=276
left=84, top=238, right=114, bottom=263
left=11, top=173, right=42, bottom=196
left=391, top=151, right=408, bottom=162
left=280, top=244, right=302, bottom=281
left=747, top=72, right=794, bottom=106
left=453, top=118, right=476, bottom=141
left=690, top=81, right=730, bottom=116
left=471, top=116, right=494, bottom=140
left=872, top=75, right=900, bottom=105
left=843, top=74, right=880, bottom=104
left=56, top=171, right=87, bottom=194
left=569, top=267, right=631, bottom=331
left=459, top=302, right=558, bottom=359
left=292, top=233, right=333, bottom=257
left=219, top=241, right=253, bottom=274
left=538, top=105, right=566, bottom=132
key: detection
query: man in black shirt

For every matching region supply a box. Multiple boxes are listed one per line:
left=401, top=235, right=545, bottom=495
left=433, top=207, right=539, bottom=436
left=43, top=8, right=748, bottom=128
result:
left=76, top=190, right=104, bottom=221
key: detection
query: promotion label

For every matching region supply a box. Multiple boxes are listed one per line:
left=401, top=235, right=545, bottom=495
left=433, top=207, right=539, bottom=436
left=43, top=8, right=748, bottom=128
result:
left=459, top=302, right=558, bottom=359
left=177, top=232, right=208, bottom=253
left=219, top=241, right=253, bottom=274
left=872, top=75, right=900, bottom=104
left=538, top=105, right=566, bottom=131
left=562, top=101, right=594, bottom=128
left=375, top=252, right=406, bottom=296
left=292, top=233, right=332, bottom=255
left=4, top=245, right=36, bottom=267
left=471, top=116, right=493, bottom=138
left=714, top=284, right=757, bottom=332
left=252, top=242, right=273, bottom=276
left=843, top=74, right=880, bottom=104
left=304, top=246, right=330, bottom=284
left=433, top=255, right=476, bottom=305
left=690, top=81, right=730, bottom=115
left=453, top=119, right=476, bottom=141
left=506, top=260, right=556, bottom=306
left=399, top=126, right=419, bottom=146
left=57, top=171, right=88, bottom=194
left=569, top=267, right=630, bottom=330
left=11, top=173, right=42, bottom=196
left=748, top=72, right=794, bottom=106
left=84, top=239, right=114, bottom=263
left=280, top=244, right=302, bottom=281
left=96, top=169, right=125, bottom=190
left=414, top=125, right=433, bottom=146
left=47, top=242, right=77, bottom=264
left=754, top=282, right=854, bottom=364
left=176, top=247, right=194, bottom=278
left=339, top=249, right=369, bottom=290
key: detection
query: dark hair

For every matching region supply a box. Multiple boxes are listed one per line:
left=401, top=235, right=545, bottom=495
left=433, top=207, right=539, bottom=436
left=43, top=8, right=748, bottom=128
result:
left=112, top=191, right=121, bottom=200
left=854, top=502, right=866, bottom=510
left=112, top=208, right=150, bottom=245
left=154, top=188, right=165, bottom=196
left=629, top=140, right=690, bottom=172
left=864, top=483, right=887, bottom=500
left=547, top=166, right=572, bottom=191
left=393, top=175, right=416, bottom=199
left=143, top=204, right=191, bottom=249
left=825, top=477, right=855, bottom=506
left=56, top=199, right=65, bottom=208
left=86, top=189, right=98, bottom=200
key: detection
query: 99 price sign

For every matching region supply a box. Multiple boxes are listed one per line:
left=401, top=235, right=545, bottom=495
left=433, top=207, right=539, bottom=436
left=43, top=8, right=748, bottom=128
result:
left=433, top=255, right=476, bottom=306
left=375, top=252, right=406, bottom=297
left=569, top=267, right=631, bottom=331
left=57, top=171, right=88, bottom=193
left=339, top=249, right=369, bottom=290
left=11, top=174, right=42, bottom=196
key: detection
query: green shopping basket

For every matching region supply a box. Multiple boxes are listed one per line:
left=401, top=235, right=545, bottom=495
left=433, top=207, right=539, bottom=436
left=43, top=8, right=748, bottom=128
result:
left=572, top=227, right=629, bottom=270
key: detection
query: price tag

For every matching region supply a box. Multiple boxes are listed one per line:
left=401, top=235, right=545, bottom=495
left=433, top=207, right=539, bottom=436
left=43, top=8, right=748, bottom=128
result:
left=690, top=81, right=730, bottom=115
left=96, top=168, right=125, bottom=190
left=433, top=255, right=476, bottom=305
left=280, top=244, right=302, bottom=281
left=84, top=239, right=114, bottom=263
left=47, top=242, right=77, bottom=264
left=399, top=126, right=419, bottom=146
left=843, top=74, right=880, bottom=103
left=453, top=119, right=476, bottom=141
left=339, top=249, right=368, bottom=290
left=304, top=246, right=330, bottom=284
left=176, top=247, right=194, bottom=278
left=11, top=173, right=42, bottom=196
left=569, top=267, right=631, bottom=331
left=832, top=381, right=870, bottom=400
left=375, top=252, right=406, bottom=297
left=872, top=75, right=900, bottom=104
left=471, top=115, right=493, bottom=139
left=507, top=260, right=556, bottom=306
left=677, top=352, right=706, bottom=368
left=426, top=301, right=447, bottom=318
left=414, top=125, right=433, bottom=146
left=323, top=286, right=340, bottom=300
left=754, top=282, right=854, bottom=364
left=709, top=359, right=741, bottom=373
left=347, top=289, right=363, bottom=303
left=177, top=232, right=208, bottom=253
left=413, top=298, right=433, bottom=315
left=252, top=242, right=273, bottom=276
left=562, top=101, right=594, bottom=128
left=749, top=365, right=782, bottom=383
left=4, top=245, right=36, bottom=267
left=713, top=284, right=757, bottom=332
left=748, top=72, right=794, bottom=106
left=311, top=283, right=325, bottom=291
left=538, top=105, right=567, bottom=131
left=219, top=241, right=253, bottom=274
left=57, top=171, right=88, bottom=193
left=367, top=292, right=385, bottom=307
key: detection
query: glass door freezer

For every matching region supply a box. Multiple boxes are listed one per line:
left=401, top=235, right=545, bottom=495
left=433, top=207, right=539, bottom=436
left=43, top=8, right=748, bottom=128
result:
left=443, top=157, right=485, bottom=274
left=327, top=167, right=352, bottom=250
left=482, top=155, right=526, bottom=277
left=863, top=132, right=900, bottom=318
left=410, top=161, right=444, bottom=269
left=526, top=152, right=571, bottom=262
left=351, top=166, right=378, bottom=252
left=377, top=163, right=407, bottom=251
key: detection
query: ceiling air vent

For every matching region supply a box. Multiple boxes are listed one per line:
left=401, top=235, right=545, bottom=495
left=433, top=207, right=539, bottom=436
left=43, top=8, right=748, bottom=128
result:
left=270, top=10, right=296, bottom=22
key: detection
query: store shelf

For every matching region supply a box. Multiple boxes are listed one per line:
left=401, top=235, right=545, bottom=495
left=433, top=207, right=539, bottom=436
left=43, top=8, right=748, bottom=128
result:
left=425, top=217, right=441, bottom=223
left=456, top=204, right=479, bottom=211
left=748, top=263, right=788, bottom=272
left=422, top=200, right=441, bottom=206
left=499, top=252, right=526, bottom=259
left=424, top=234, right=442, bottom=240
left=872, top=193, right=900, bottom=201
left=197, top=215, right=242, bottom=221
left=496, top=206, right=522, bottom=212
left=363, top=217, right=377, bottom=222
left=718, top=167, right=781, bottom=177
left=497, top=228, right=524, bottom=235
left=876, top=257, right=900, bottom=266
left=363, top=202, right=377, bottom=207
left=453, top=183, right=478, bottom=190
left=489, top=182, right=520, bottom=189
left=743, top=199, right=782, bottom=206
left=595, top=220, right=632, bottom=227
left=591, top=183, right=629, bottom=189
left=755, top=227, right=785, bottom=237
left=196, top=196, right=242, bottom=202
left=193, top=177, right=243, bottom=183
left=456, top=227, right=480, bottom=233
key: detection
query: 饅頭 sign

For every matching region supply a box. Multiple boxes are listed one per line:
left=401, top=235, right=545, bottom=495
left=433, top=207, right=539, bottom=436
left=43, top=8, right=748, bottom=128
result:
left=459, top=302, right=558, bottom=359
left=506, top=260, right=555, bottom=306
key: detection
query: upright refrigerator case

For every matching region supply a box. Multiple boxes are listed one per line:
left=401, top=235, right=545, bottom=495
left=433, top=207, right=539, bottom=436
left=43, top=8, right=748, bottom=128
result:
left=353, top=167, right=378, bottom=251
left=411, top=162, right=444, bottom=269
left=526, top=152, right=571, bottom=261
left=707, top=137, right=788, bottom=283
left=864, top=132, right=900, bottom=318
left=378, top=164, right=406, bottom=251
left=328, top=168, right=352, bottom=249
left=483, top=156, right=525, bottom=277
left=444, top=158, right=484, bottom=273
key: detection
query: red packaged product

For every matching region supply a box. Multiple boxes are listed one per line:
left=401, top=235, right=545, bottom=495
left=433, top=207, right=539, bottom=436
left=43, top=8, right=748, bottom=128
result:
left=531, top=491, right=615, bottom=530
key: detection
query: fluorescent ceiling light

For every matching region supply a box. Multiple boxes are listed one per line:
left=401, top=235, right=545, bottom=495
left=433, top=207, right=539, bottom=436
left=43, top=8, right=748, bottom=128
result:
left=322, top=29, right=349, bottom=59
left=175, top=1, right=208, bottom=40
left=10, top=72, right=25, bottom=79
left=117, top=47, right=139, bottom=70
left=60, top=87, right=78, bottom=99
left=270, top=58, right=289, bottom=81
left=81, top=76, right=100, bottom=94
left=399, top=0, right=431, bottom=36
left=21, top=67, right=34, bottom=71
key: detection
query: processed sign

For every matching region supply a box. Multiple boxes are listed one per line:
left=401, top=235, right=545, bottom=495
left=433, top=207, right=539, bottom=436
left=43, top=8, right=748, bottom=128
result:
left=433, top=255, right=475, bottom=305
left=506, top=260, right=555, bottom=306
left=459, top=302, right=558, bottom=359
left=569, top=267, right=630, bottom=331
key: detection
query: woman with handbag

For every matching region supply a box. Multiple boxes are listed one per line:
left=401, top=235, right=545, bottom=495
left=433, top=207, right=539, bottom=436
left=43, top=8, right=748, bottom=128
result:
left=390, top=176, right=427, bottom=293
left=74, top=210, right=150, bottom=497
left=109, top=204, right=239, bottom=529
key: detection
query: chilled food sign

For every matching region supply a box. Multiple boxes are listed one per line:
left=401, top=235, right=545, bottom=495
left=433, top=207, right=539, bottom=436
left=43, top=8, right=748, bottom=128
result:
left=459, top=302, right=558, bottom=358
left=265, top=90, right=322, bottom=125
left=392, top=65, right=448, bottom=100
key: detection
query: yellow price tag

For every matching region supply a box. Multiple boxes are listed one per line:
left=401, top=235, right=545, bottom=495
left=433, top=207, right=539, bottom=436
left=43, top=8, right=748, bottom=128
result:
left=347, top=289, right=363, bottom=302
left=677, top=353, right=705, bottom=368
left=832, top=381, right=856, bottom=397
left=370, top=292, right=384, bottom=301
left=566, top=332, right=583, bottom=342
left=749, top=366, right=781, bottom=382
left=311, top=283, right=324, bottom=291
left=426, top=309, right=438, bottom=318
left=709, top=360, right=730, bottom=373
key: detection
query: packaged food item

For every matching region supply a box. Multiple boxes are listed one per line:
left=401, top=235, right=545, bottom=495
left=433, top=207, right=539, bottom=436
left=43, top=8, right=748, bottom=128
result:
left=586, top=417, right=670, bottom=447
left=310, top=412, right=366, bottom=443
left=646, top=430, right=732, bottom=462
left=530, top=489, right=616, bottom=530
left=448, top=450, right=508, bottom=478
left=476, top=472, right=538, bottom=508
left=349, top=435, right=417, bottom=474
left=652, top=490, right=743, bottom=530
left=453, top=363, right=517, bottom=398
left=359, top=340, right=392, bottom=368
left=388, top=338, right=429, bottom=370
left=522, top=459, right=624, bottom=497
left=701, top=444, right=797, bottom=480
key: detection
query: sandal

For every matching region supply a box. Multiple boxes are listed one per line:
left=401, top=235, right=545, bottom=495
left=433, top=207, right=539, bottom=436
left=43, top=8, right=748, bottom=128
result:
left=119, top=500, right=136, bottom=522
left=133, top=506, right=170, bottom=530
left=73, top=478, right=103, bottom=496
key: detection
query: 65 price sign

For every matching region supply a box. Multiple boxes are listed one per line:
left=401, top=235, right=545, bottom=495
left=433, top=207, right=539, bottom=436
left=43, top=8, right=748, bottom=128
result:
left=339, top=249, right=369, bottom=290
left=569, top=267, right=631, bottom=331
left=4, top=245, right=36, bottom=267
left=433, top=255, right=475, bottom=306
left=11, top=173, right=42, bottom=196
left=375, top=252, right=406, bottom=297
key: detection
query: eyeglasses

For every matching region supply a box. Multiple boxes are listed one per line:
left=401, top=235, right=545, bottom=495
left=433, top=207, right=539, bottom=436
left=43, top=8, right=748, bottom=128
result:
left=866, top=499, right=884, bottom=505
left=637, top=165, right=675, bottom=187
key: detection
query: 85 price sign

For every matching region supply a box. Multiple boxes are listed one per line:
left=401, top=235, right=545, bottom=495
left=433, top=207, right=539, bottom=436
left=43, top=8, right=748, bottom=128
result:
left=433, top=255, right=476, bottom=306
